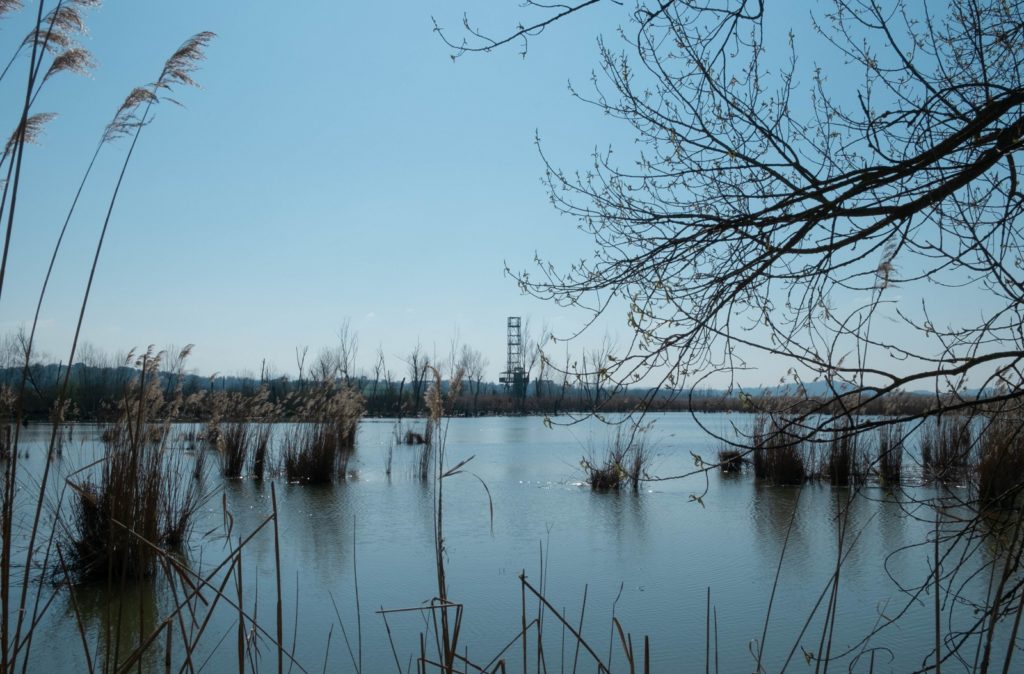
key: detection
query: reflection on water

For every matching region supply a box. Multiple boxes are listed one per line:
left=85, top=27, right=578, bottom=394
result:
left=68, top=579, right=162, bottom=672
left=751, top=482, right=802, bottom=540
left=8, top=415, right=1016, bottom=671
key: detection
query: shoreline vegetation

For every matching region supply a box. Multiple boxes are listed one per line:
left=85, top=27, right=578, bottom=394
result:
left=0, top=352, right=944, bottom=421
left=8, top=345, right=1017, bottom=503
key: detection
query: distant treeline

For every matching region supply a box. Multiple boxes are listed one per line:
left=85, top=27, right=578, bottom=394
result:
left=0, top=362, right=935, bottom=421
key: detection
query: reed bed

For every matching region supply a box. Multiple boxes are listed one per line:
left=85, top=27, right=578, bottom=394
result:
left=582, top=445, right=626, bottom=490
left=70, top=433, right=164, bottom=580
left=581, top=428, right=650, bottom=492
left=282, top=384, right=363, bottom=483
left=977, top=415, right=1024, bottom=510
left=283, top=422, right=346, bottom=483
left=877, top=424, right=904, bottom=487
left=219, top=421, right=251, bottom=478
left=250, top=423, right=271, bottom=479
left=717, top=448, right=744, bottom=473
left=920, top=414, right=973, bottom=482
left=751, top=414, right=806, bottom=485
left=821, top=421, right=867, bottom=486
left=218, top=419, right=273, bottom=479
left=68, top=350, right=207, bottom=581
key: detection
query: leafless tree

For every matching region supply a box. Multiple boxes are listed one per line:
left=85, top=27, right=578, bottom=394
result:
left=335, top=319, right=359, bottom=385
left=522, top=320, right=551, bottom=399
left=457, top=344, right=489, bottom=414
left=455, top=0, right=1023, bottom=431
left=405, top=342, right=431, bottom=415
left=441, top=0, right=1024, bottom=669
left=294, top=345, right=309, bottom=388
left=447, top=0, right=1024, bottom=429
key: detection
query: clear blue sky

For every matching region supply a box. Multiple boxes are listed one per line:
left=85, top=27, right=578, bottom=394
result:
left=3, top=0, right=631, bottom=382
left=0, top=1, right=979, bottom=390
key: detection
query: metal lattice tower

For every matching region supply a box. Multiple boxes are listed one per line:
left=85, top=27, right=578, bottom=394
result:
left=499, top=316, right=528, bottom=397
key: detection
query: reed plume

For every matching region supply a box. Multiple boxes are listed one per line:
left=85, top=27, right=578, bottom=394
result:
left=4, top=111, right=55, bottom=155
left=156, top=31, right=215, bottom=90
left=23, top=2, right=91, bottom=54
left=0, top=1, right=22, bottom=19
left=42, top=45, right=93, bottom=82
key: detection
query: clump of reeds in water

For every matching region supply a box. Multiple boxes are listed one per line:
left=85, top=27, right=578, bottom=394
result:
left=717, top=447, right=744, bottom=474
left=204, top=386, right=276, bottom=478
left=283, top=423, right=343, bottom=484
left=69, top=347, right=206, bottom=581
left=417, top=417, right=435, bottom=481
left=920, top=414, right=973, bottom=482
left=72, top=433, right=163, bottom=579
left=403, top=426, right=430, bottom=445
left=977, top=414, right=1024, bottom=510
left=250, top=423, right=271, bottom=479
left=581, top=427, right=650, bottom=492
left=823, top=420, right=866, bottom=486
left=751, top=414, right=805, bottom=485
left=877, top=424, right=904, bottom=487
left=283, top=383, right=364, bottom=483
left=218, top=419, right=272, bottom=477
left=220, top=421, right=250, bottom=478
left=583, top=446, right=625, bottom=490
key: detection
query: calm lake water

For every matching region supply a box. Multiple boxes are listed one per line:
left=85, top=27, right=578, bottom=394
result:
left=11, top=414, right=1014, bottom=672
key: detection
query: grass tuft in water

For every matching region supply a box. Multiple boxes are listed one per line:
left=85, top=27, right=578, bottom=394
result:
left=582, top=427, right=650, bottom=492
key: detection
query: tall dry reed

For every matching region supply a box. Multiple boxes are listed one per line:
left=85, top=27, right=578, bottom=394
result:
left=920, top=414, right=973, bottom=481
left=751, top=414, right=805, bottom=485
left=823, top=420, right=866, bottom=486
left=977, top=415, right=1024, bottom=509
left=250, top=423, right=271, bottom=479
left=0, top=11, right=223, bottom=672
left=581, top=427, right=651, bottom=492
left=220, top=421, right=250, bottom=478
left=283, top=383, right=363, bottom=483
left=877, top=424, right=904, bottom=487
left=68, top=348, right=206, bottom=581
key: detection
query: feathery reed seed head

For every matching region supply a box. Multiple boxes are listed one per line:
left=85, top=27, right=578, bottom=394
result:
left=44, top=46, right=94, bottom=82
left=426, top=367, right=444, bottom=421
left=103, top=33, right=213, bottom=142
left=103, top=87, right=158, bottom=142
left=157, top=31, right=216, bottom=90
left=0, top=0, right=22, bottom=18
left=26, top=3, right=92, bottom=54
left=5, top=112, right=56, bottom=155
